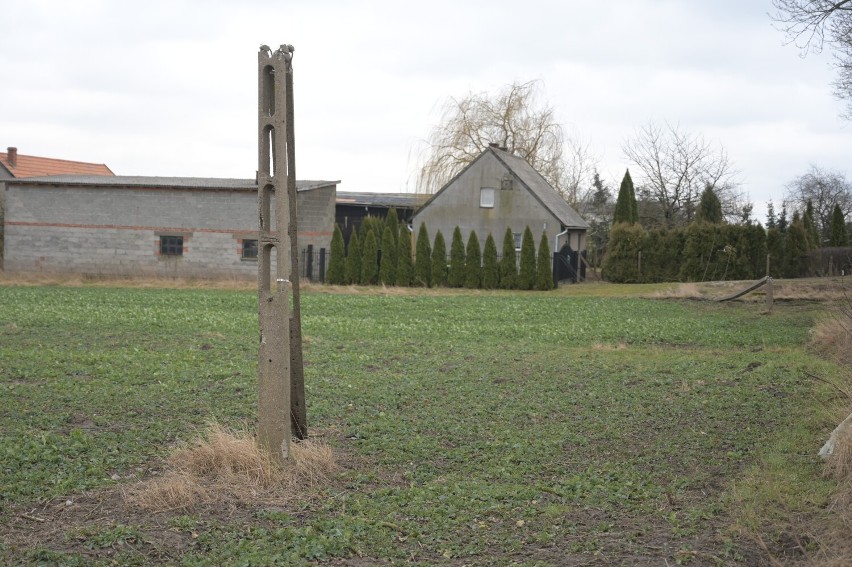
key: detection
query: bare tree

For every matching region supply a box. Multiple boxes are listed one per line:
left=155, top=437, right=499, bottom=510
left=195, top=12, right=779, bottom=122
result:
left=622, top=121, right=742, bottom=227
left=417, top=80, right=597, bottom=202
left=784, top=164, right=852, bottom=239
left=772, top=0, right=852, bottom=118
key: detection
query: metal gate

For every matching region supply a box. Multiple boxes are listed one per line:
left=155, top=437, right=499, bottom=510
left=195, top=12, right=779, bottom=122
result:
left=553, top=243, right=584, bottom=285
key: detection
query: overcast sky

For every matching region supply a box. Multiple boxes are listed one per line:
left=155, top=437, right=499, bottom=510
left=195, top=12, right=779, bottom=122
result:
left=2, top=0, right=850, bottom=222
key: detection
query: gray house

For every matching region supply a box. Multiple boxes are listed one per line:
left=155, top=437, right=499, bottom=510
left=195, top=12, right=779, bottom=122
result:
left=2, top=175, right=338, bottom=280
left=411, top=145, right=589, bottom=281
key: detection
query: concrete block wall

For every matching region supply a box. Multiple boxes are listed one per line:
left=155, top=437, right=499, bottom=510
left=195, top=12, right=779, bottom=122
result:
left=3, top=181, right=336, bottom=280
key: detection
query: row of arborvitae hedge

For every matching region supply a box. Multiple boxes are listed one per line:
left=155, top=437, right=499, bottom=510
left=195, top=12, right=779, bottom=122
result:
left=602, top=221, right=851, bottom=283
left=326, top=213, right=554, bottom=290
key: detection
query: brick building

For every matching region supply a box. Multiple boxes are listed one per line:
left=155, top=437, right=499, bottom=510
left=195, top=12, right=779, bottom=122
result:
left=2, top=175, right=338, bottom=280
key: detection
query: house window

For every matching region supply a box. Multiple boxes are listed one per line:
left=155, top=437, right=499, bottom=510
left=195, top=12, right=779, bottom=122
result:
left=513, top=232, right=522, bottom=250
left=242, top=239, right=259, bottom=260
left=160, top=235, right=184, bottom=256
left=480, top=187, right=495, bottom=208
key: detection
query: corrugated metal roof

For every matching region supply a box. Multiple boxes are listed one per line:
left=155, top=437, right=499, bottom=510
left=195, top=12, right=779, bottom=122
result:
left=336, top=191, right=422, bottom=208
left=6, top=175, right=339, bottom=192
left=0, top=150, right=114, bottom=178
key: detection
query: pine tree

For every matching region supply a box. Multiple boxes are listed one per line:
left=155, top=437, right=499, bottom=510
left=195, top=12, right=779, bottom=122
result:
left=830, top=203, right=849, bottom=246
left=327, top=224, right=346, bottom=284
left=397, top=227, right=414, bottom=286
left=695, top=185, right=723, bottom=224
left=536, top=231, right=553, bottom=290
left=778, top=202, right=789, bottom=233
left=379, top=226, right=397, bottom=285
left=518, top=226, right=536, bottom=290
left=414, top=223, right=432, bottom=286
left=431, top=230, right=448, bottom=287
left=361, top=229, right=379, bottom=284
left=766, top=200, right=777, bottom=230
left=464, top=231, right=482, bottom=288
left=344, top=230, right=361, bottom=284
left=613, top=169, right=638, bottom=225
left=482, top=233, right=498, bottom=289
left=804, top=200, right=820, bottom=248
left=448, top=226, right=466, bottom=288
left=499, top=227, right=518, bottom=289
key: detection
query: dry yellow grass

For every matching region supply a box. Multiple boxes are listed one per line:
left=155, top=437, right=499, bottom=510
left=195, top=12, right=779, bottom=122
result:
left=125, top=423, right=337, bottom=512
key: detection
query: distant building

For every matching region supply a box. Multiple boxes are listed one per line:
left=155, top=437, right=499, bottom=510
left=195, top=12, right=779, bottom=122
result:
left=411, top=145, right=589, bottom=282
left=3, top=175, right=337, bottom=280
left=0, top=146, right=114, bottom=178
left=335, top=191, right=421, bottom=243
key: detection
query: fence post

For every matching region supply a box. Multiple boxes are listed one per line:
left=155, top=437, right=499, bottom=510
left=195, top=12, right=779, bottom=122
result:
left=306, top=244, right=314, bottom=281
left=319, top=247, right=326, bottom=283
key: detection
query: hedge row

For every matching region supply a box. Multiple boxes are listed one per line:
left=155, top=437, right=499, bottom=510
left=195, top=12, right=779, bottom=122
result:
left=327, top=216, right=554, bottom=290
left=602, top=222, right=771, bottom=283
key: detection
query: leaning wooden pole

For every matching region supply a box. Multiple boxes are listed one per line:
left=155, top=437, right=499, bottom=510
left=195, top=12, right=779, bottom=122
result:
left=256, top=44, right=294, bottom=464
left=285, top=50, right=308, bottom=440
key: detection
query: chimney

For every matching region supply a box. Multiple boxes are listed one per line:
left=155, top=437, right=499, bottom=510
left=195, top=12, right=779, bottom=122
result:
left=7, top=147, right=17, bottom=167
left=488, top=142, right=500, bottom=149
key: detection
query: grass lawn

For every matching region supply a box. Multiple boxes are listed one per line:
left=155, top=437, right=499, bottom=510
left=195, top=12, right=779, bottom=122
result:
left=0, top=283, right=845, bottom=565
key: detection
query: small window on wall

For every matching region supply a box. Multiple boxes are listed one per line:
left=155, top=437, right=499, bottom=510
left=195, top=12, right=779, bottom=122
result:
left=480, top=187, right=495, bottom=208
left=160, top=235, right=184, bottom=256
left=513, top=232, right=522, bottom=250
left=242, top=239, right=259, bottom=260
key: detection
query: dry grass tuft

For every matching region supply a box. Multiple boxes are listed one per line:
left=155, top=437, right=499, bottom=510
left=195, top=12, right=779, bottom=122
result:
left=648, top=283, right=704, bottom=299
left=824, top=419, right=852, bottom=482
left=125, top=423, right=337, bottom=512
left=591, top=342, right=628, bottom=351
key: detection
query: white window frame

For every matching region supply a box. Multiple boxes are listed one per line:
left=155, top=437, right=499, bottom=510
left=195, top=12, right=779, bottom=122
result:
left=480, top=187, right=495, bottom=208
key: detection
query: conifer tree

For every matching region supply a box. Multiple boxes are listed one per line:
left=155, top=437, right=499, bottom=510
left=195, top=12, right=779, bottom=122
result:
left=601, top=223, right=647, bottom=283
left=803, top=200, right=820, bottom=248
left=379, top=226, right=397, bottom=285
left=518, top=226, right=536, bottom=289
left=361, top=230, right=379, bottom=285
left=786, top=212, right=808, bottom=278
left=327, top=224, right=346, bottom=284
left=361, top=229, right=379, bottom=284
left=448, top=226, right=466, bottom=287
left=766, top=200, right=777, bottom=230
left=464, top=230, right=482, bottom=288
left=830, top=203, right=849, bottom=246
left=397, top=227, right=414, bottom=286
left=344, top=230, right=361, bottom=284
left=778, top=202, right=789, bottom=233
left=613, top=169, right=638, bottom=225
left=695, top=185, right=723, bottom=224
left=431, top=230, right=448, bottom=287
left=499, top=227, right=518, bottom=289
left=415, top=223, right=432, bottom=286
left=536, top=231, right=554, bottom=290
left=766, top=227, right=786, bottom=278
left=482, top=233, right=499, bottom=289
left=385, top=207, right=400, bottom=248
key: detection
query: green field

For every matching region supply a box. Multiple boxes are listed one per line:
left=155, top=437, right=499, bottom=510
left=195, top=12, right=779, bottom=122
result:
left=0, top=285, right=843, bottom=565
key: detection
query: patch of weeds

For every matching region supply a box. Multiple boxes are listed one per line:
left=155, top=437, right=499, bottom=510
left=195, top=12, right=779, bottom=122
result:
left=70, top=523, right=144, bottom=549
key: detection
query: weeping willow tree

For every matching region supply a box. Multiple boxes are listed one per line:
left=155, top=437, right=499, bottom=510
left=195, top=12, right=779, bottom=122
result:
left=417, top=80, right=595, bottom=205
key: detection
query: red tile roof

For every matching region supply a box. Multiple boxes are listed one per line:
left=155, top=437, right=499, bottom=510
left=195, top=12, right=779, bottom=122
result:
left=0, top=149, right=114, bottom=178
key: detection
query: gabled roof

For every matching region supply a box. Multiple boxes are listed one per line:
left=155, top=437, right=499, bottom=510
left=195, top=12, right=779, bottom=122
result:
left=415, top=147, right=590, bottom=229
left=6, top=175, right=339, bottom=192
left=0, top=150, right=114, bottom=178
left=490, top=148, right=589, bottom=229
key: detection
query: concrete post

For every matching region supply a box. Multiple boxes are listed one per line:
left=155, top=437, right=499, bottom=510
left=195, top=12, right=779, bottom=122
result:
left=257, top=44, right=294, bottom=464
